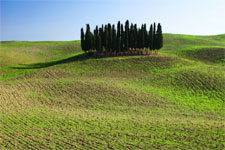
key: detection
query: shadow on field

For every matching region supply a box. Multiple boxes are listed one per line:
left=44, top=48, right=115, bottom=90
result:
left=11, top=53, right=88, bottom=69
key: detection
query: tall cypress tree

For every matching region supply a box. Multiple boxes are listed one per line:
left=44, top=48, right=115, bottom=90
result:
left=105, top=25, right=109, bottom=52
left=102, top=25, right=105, bottom=49
left=108, top=23, right=112, bottom=51
left=93, top=30, right=96, bottom=50
left=159, top=23, right=163, bottom=49
left=125, top=20, right=129, bottom=50
left=112, top=25, right=115, bottom=49
left=91, top=32, right=95, bottom=50
left=134, top=24, right=138, bottom=50
left=85, top=24, right=92, bottom=51
left=98, top=27, right=103, bottom=52
left=139, top=25, right=142, bottom=49
left=99, top=35, right=103, bottom=52
left=144, top=24, right=148, bottom=50
left=129, top=23, right=134, bottom=50
left=138, top=28, right=141, bottom=49
left=153, top=23, right=156, bottom=53
left=94, top=26, right=99, bottom=50
left=121, top=24, right=124, bottom=51
left=141, top=25, right=145, bottom=49
left=156, top=23, right=163, bottom=54
left=96, top=34, right=102, bottom=53
left=112, top=25, right=116, bottom=52
left=117, top=37, right=121, bottom=54
left=117, top=21, right=121, bottom=51
left=81, top=28, right=85, bottom=51
left=149, top=24, right=153, bottom=51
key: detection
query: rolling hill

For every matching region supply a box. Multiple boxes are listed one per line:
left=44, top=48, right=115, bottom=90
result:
left=0, top=34, right=224, bottom=149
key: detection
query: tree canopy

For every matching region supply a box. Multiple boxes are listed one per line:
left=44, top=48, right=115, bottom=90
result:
left=80, top=20, right=163, bottom=56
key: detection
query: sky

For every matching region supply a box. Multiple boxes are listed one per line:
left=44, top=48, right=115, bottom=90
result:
left=1, top=0, right=225, bottom=41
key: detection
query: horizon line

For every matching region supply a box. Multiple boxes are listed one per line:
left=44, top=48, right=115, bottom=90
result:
left=1, top=33, right=224, bottom=42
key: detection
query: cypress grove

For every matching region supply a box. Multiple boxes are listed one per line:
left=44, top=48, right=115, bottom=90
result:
left=80, top=20, right=163, bottom=56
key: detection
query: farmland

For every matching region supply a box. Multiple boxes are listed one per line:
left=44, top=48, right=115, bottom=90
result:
left=0, top=34, right=225, bottom=149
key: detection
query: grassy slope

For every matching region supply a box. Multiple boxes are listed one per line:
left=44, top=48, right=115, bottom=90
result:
left=0, top=41, right=81, bottom=79
left=0, top=34, right=224, bottom=149
left=161, top=34, right=225, bottom=64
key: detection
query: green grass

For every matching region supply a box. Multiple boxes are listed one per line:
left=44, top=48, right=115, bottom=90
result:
left=0, top=34, right=224, bottom=149
left=0, top=40, right=81, bottom=80
left=161, top=34, right=225, bottom=64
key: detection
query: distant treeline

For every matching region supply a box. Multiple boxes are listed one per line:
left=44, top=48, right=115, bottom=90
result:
left=80, top=20, right=163, bottom=56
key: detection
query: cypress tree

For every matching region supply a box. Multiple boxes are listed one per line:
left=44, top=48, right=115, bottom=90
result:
left=125, top=20, right=129, bottom=50
left=118, top=37, right=121, bottom=54
left=99, top=35, right=103, bottom=52
left=102, top=25, right=106, bottom=49
left=129, top=23, right=132, bottom=49
left=93, top=29, right=96, bottom=50
left=156, top=23, right=163, bottom=54
left=159, top=23, right=163, bottom=49
left=149, top=24, right=153, bottom=51
left=94, top=26, right=99, bottom=50
left=104, top=25, right=109, bottom=52
left=130, top=23, right=134, bottom=50
left=112, top=25, right=115, bottom=51
left=139, top=26, right=142, bottom=49
left=121, top=24, right=124, bottom=51
left=117, top=21, right=121, bottom=51
left=99, top=27, right=104, bottom=52
left=153, top=23, right=156, bottom=53
left=144, top=24, right=148, bottom=50
left=85, top=24, right=92, bottom=51
left=91, top=32, right=95, bottom=50
left=134, top=24, right=138, bottom=50
left=112, top=25, right=117, bottom=52
left=108, top=23, right=112, bottom=52
left=138, top=28, right=143, bottom=54
left=141, top=25, right=145, bottom=49
left=96, top=34, right=102, bottom=53
left=95, top=26, right=99, bottom=53
left=95, top=32, right=99, bottom=52
left=138, top=28, right=141, bottom=49
left=80, top=28, right=85, bottom=51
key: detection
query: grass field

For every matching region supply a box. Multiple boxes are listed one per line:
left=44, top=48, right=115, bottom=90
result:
left=0, top=34, right=225, bottom=149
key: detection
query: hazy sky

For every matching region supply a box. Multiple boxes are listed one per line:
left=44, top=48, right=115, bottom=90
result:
left=1, top=0, right=225, bottom=41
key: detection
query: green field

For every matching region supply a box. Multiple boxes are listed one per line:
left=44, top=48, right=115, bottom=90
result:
left=0, top=34, right=224, bottom=149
